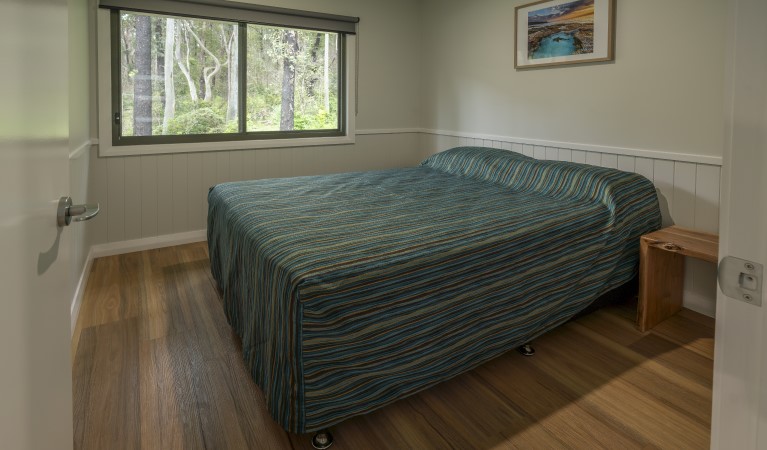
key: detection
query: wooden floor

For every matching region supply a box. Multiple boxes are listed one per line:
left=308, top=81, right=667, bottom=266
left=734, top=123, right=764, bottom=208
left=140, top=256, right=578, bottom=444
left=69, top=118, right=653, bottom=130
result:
left=72, top=242, right=715, bottom=450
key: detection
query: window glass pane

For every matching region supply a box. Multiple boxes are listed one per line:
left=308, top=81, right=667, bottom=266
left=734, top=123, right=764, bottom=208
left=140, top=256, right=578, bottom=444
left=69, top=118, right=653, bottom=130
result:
left=246, top=25, right=340, bottom=132
left=120, top=12, right=239, bottom=137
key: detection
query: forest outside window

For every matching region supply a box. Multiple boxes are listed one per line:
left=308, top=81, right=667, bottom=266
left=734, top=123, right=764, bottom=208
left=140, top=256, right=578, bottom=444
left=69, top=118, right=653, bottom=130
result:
left=110, top=7, right=349, bottom=147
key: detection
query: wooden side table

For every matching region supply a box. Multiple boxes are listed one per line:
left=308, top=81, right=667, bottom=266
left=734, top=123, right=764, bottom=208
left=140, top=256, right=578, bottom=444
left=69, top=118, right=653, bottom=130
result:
left=637, top=226, right=719, bottom=332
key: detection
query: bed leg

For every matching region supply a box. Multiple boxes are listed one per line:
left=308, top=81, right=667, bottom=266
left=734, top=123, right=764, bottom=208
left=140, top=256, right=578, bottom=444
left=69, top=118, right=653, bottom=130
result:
left=311, top=429, right=334, bottom=449
left=518, top=343, right=536, bottom=356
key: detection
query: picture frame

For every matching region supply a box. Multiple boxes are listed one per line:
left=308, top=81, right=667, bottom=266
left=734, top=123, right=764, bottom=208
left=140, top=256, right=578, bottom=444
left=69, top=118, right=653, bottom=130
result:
left=515, top=0, right=615, bottom=69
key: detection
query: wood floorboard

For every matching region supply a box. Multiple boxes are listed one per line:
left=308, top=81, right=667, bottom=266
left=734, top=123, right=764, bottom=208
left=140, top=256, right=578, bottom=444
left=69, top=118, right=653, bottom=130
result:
left=72, top=242, right=713, bottom=449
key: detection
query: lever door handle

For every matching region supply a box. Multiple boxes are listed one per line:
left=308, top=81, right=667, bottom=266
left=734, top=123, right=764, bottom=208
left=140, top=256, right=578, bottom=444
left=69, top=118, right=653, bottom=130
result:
left=57, top=197, right=100, bottom=227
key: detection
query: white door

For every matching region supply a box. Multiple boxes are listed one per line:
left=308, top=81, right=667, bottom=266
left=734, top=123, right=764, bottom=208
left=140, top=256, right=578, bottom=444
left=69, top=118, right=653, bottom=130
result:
left=0, top=1, right=74, bottom=449
left=710, top=0, right=767, bottom=448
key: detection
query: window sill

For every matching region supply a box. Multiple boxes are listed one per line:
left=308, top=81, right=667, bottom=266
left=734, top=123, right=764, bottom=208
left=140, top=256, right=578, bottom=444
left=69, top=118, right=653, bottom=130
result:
left=97, top=134, right=356, bottom=157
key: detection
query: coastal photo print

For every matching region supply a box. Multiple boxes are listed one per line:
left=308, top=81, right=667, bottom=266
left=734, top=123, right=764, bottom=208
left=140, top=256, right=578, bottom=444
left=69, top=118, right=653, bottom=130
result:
left=515, top=0, right=614, bottom=69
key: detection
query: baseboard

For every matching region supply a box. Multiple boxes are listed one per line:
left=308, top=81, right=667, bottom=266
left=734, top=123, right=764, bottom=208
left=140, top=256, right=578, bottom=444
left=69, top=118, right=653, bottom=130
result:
left=90, top=229, right=207, bottom=258
left=70, top=247, right=95, bottom=337
left=70, top=230, right=208, bottom=337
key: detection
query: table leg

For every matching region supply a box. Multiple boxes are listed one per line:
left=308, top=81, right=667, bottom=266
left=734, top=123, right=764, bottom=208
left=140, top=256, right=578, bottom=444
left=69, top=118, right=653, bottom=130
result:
left=637, top=242, right=686, bottom=332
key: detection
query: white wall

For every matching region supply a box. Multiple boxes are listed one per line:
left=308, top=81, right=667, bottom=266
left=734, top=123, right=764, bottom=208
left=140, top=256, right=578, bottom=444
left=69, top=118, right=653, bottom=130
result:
left=420, top=0, right=727, bottom=159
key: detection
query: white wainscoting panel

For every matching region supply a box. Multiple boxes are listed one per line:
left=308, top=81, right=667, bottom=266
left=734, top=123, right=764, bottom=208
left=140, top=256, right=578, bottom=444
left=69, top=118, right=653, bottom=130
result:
left=87, top=131, right=721, bottom=318
left=420, top=132, right=722, bottom=317
left=87, top=133, right=422, bottom=249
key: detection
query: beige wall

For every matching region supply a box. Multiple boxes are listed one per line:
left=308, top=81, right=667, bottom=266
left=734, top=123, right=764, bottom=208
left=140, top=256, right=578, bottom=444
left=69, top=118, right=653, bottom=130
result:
left=420, top=0, right=727, bottom=158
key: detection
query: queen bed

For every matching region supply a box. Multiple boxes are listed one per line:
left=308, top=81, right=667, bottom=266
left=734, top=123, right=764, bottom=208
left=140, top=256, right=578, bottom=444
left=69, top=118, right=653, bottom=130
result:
left=207, top=146, right=661, bottom=434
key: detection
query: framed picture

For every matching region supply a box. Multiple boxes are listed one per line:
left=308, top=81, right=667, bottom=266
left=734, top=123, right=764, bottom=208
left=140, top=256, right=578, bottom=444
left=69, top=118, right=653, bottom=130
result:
left=515, top=0, right=615, bottom=69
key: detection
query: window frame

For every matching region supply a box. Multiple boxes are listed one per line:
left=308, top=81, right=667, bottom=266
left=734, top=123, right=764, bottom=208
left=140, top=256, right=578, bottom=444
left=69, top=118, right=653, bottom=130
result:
left=97, top=8, right=356, bottom=157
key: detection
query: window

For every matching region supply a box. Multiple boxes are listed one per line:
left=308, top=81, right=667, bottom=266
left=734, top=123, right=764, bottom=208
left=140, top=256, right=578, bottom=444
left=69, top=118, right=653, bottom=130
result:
left=98, top=1, right=357, bottom=152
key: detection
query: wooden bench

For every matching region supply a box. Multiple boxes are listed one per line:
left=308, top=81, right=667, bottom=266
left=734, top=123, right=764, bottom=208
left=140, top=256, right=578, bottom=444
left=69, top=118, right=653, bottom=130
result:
left=637, top=226, right=719, bottom=332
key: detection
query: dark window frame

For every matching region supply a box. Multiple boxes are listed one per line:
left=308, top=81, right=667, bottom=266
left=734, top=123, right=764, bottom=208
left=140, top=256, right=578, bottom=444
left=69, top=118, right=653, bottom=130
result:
left=109, top=9, right=347, bottom=147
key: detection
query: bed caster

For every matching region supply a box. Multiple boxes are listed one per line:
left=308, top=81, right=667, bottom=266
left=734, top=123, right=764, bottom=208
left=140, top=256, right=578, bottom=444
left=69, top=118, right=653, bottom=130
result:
left=312, top=429, right=333, bottom=449
left=518, top=343, right=535, bottom=356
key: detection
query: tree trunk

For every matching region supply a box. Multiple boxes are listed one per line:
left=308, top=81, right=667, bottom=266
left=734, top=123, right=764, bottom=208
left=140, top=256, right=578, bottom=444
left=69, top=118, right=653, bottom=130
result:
left=324, top=34, right=330, bottom=113
left=226, top=24, right=238, bottom=123
left=175, top=23, right=198, bottom=104
left=134, top=15, right=153, bottom=136
left=162, top=18, right=176, bottom=134
left=280, top=30, right=299, bottom=131
left=308, top=33, right=322, bottom=97
left=185, top=21, right=222, bottom=103
left=155, top=18, right=164, bottom=86
left=197, top=23, right=207, bottom=101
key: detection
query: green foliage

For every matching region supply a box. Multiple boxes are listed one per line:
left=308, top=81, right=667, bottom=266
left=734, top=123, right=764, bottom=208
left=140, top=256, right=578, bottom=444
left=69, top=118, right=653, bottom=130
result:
left=294, top=108, right=336, bottom=131
left=120, top=13, right=341, bottom=137
left=166, top=107, right=226, bottom=135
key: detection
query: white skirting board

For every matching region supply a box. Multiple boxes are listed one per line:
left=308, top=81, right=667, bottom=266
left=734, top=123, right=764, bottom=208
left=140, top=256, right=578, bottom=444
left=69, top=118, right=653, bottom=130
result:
left=69, top=229, right=207, bottom=336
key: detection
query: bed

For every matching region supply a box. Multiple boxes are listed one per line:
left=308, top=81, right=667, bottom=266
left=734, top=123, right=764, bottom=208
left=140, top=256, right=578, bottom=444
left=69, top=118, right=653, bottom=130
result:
left=207, top=146, right=661, bottom=434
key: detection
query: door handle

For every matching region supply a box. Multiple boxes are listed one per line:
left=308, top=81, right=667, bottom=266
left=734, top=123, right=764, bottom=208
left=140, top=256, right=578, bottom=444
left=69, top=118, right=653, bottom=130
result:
left=57, top=196, right=100, bottom=227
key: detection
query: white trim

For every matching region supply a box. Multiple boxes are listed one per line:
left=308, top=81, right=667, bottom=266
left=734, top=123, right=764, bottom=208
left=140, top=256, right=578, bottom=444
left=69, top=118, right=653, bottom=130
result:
left=90, top=229, right=207, bottom=258
left=356, top=128, right=422, bottom=135
left=70, top=247, right=94, bottom=337
left=420, top=128, right=724, bottom=166
left=99, top=135, right=356, bottom=157
left=69, top=140, right=91, bottom=160
left=96, top=10, right=357, bottom=158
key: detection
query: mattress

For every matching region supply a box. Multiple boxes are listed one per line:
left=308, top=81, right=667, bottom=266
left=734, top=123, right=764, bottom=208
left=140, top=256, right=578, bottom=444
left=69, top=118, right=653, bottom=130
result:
left=207, top=146, right=661, bottom=433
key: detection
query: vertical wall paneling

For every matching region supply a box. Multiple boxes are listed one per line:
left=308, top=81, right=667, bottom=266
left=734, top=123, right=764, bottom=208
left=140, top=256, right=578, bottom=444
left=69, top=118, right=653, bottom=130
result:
left=156, top=155, right=174, bottom=236
left=522, top=144, right=535, bottom=158
left=89, top=147, right=109, bottom=245
left=672, top=162, right=697, bottom=228
left=122, top=157, right=142, bottom=240
left=617, top=155, right=636, bottom=173
left=545, top=147, right=558, bottom=160
left=585, top=151, right=601, bottom=167
left=201, top=153, right=217, bottom=219
left=242, top=150, right=257, bottom=181
left=653, top=160, right=675, bottom=227
left=172, top=154, right=189, bottom=234
left=571, top=150, right=586, bottom=164
left=253, top=150, right=268, bottom=180
left=634, top=157, right=654, bottom=182
left=601, top=153, right=618, bottom=169
left=106, top=158, right=126, bottom=242
left=186, top=153, right=204, bottom=231
left=228, top=150, right=245, bottom=182
left=265, top=150, right=279, bottom=179
left=694, top=165, right=721, bottom=234
left=140, top=156, right=158, bottom=238
left=215, top=151, right=230, bottom=184
left=91, top=133, right=722, bottom=318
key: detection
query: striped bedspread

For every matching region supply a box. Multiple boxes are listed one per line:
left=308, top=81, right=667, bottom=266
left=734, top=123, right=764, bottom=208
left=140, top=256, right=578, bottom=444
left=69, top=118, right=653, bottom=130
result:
left=207, top=147, right=661, bottom=433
